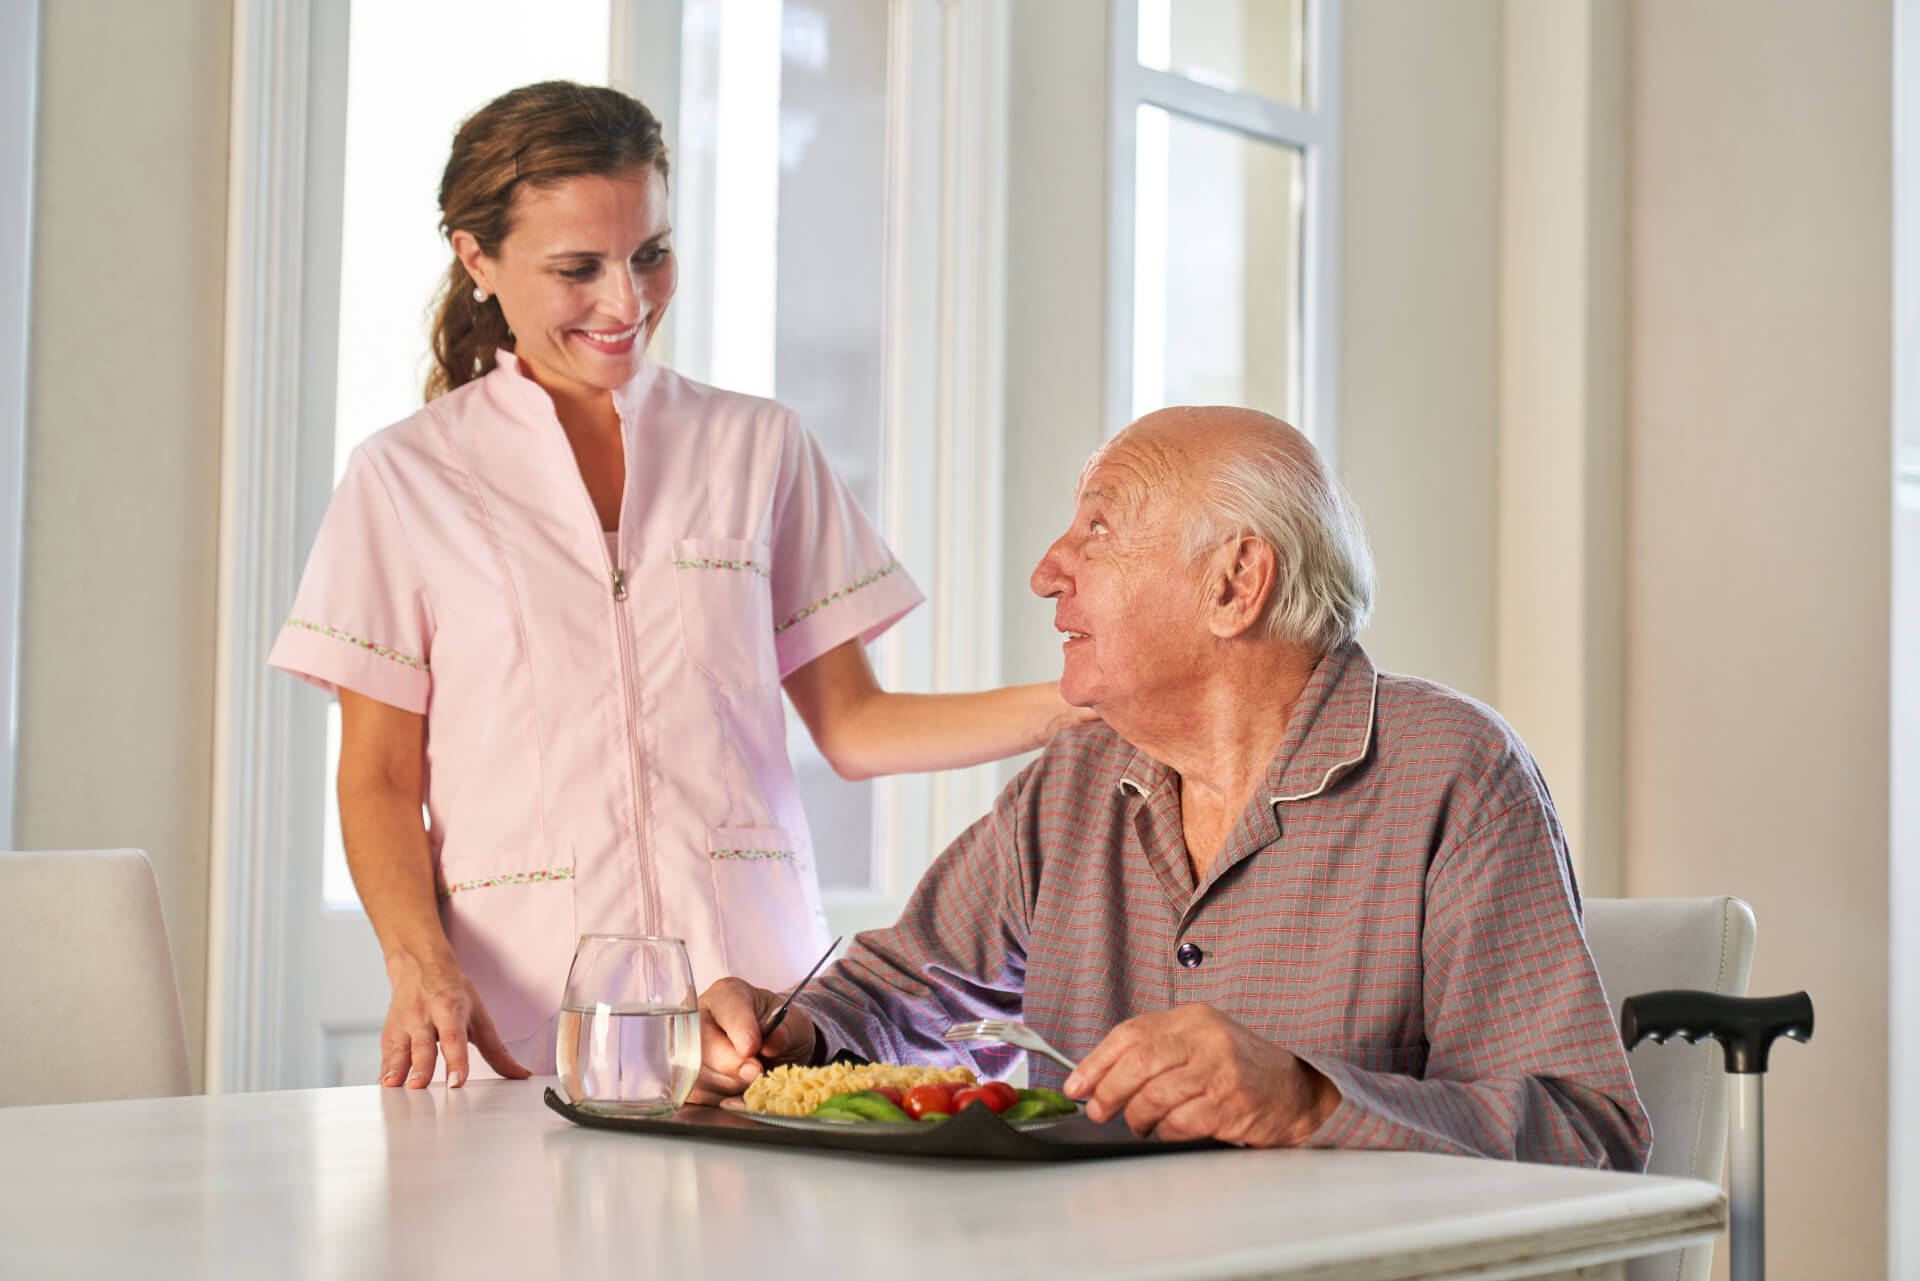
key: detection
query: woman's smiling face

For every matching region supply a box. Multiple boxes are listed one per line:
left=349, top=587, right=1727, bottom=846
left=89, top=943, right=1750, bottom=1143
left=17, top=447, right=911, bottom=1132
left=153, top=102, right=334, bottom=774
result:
left=454, top=167, right=675, bottom=401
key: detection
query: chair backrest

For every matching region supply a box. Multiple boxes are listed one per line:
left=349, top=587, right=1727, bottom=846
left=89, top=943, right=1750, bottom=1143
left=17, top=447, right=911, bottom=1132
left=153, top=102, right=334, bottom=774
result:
left=0, top=849, right=192, bottom=1106
left=1583, top=895, right=1755, bottom=1281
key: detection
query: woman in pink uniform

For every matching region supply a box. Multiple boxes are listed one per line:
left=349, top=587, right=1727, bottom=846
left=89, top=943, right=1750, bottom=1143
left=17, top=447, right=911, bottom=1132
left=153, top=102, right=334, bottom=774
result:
left=269, top=82, right=1080, bottom=1089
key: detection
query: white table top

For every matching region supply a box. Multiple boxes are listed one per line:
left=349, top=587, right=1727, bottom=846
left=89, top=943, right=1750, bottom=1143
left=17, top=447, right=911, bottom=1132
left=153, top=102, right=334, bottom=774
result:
left=0, top=1077, right=1722, bottom=1281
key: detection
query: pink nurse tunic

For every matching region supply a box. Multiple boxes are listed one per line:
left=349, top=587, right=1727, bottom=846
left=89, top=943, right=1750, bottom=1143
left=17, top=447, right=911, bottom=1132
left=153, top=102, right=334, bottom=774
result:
left=267, top=352, right=922, bottom=1071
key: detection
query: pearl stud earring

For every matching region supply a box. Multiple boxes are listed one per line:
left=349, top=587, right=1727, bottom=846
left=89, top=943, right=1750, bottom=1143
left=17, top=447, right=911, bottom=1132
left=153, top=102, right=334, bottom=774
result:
left=473, top=286, right=489, bottom=303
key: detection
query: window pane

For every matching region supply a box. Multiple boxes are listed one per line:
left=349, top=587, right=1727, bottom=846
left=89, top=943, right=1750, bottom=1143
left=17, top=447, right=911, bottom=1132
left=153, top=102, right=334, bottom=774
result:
left=1132, top=106, right=1304, bottom=433
left=676, top=0, right=890, bottom=893
left=1137, top=0, right=1306, bottom=109
left=322, top=0, right=612, bottom=909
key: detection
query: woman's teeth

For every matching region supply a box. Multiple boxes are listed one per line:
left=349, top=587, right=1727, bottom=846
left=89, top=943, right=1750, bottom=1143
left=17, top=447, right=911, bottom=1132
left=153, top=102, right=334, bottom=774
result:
left=577, top=322, right=640, bottom=347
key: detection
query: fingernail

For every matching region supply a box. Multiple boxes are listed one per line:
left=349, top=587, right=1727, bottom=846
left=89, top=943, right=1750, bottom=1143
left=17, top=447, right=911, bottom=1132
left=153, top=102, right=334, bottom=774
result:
left=449, top=1070, right=464, bottom=1088
left=381, top=1072, right=396, bottom=1086
left=407, top=1071, right=425, bottom=1084
left=1063, top=1075, right=1081, bottom=1095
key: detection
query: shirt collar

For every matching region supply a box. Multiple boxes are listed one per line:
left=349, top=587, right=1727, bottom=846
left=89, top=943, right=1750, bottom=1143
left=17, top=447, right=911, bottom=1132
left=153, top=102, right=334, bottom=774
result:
left=1109, top=641, right=1380, bottom=805
left=478, top=348, right=659, bottom=429
left=1263, top=641, right=1379, bottom=804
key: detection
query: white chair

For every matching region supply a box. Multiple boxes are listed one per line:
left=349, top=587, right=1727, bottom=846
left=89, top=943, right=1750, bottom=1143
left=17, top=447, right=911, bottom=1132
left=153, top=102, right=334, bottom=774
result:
left=1584, top=895, right=1757, bottom=1281
left=0, top=849, right=193, bottom=1106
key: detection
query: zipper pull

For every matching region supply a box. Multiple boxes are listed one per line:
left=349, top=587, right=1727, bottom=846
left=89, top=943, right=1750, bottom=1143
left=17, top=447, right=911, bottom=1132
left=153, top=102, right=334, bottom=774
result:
left=610, top=567, right=627, bottom=601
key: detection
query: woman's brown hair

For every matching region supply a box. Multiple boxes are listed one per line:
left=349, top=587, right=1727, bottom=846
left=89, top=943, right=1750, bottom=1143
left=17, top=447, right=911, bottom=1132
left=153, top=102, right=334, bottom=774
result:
left=426, top=81, right=670, bottom=401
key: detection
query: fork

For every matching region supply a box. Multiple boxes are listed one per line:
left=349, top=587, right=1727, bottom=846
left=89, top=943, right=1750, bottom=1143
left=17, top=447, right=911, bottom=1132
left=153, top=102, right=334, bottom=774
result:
left=942, top=1019, right=1079, bottom=1072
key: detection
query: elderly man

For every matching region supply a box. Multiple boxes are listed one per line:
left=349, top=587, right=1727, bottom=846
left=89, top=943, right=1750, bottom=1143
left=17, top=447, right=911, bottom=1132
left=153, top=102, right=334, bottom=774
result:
left=695, top=406, right=1650, bottom=1169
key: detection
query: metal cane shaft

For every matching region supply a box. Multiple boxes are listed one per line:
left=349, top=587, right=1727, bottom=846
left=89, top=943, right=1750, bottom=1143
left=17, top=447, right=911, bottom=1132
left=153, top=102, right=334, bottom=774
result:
left=1729, top=1073, right=1765, bottom=1281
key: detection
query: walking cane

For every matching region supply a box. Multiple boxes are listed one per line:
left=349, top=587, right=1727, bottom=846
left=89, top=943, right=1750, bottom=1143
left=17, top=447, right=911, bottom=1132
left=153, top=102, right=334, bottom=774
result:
left=1620, top=990, right=1814, bottom=1281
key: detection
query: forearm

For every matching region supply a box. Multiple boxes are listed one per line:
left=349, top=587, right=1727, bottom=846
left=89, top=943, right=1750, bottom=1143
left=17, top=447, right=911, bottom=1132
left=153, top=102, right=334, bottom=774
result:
left=1300, top=1056, right=1646, bottom=1169
left=812, top=681, right=1083, bottom=781
left=338, top=776, right=452, bottom=970
left=795, top=790, right=1033, bottom=1077
left=800, top=938, right=1024, bottom=1074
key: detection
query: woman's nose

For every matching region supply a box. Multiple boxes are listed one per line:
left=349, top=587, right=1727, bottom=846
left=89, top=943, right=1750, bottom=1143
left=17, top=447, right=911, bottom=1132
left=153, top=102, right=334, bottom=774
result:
left=600, top=267, right=641, bottom=320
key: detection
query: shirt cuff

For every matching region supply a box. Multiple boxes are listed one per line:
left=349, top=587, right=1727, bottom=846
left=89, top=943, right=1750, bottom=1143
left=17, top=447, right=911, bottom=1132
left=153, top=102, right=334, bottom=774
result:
left=268, top=620, right=431, bottom=714
left=1294, top=1051, right=1399, bottom=1150
left=773, top=562, right=925, bottom=679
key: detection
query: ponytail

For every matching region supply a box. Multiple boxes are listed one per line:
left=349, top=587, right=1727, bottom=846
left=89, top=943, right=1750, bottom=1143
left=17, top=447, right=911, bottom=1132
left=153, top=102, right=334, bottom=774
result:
left=426, top=260, right=514, bottom=400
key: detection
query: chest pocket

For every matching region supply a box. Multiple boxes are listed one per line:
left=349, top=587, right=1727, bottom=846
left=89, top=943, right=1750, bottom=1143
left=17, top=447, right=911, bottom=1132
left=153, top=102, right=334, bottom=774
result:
left=672, top=538, right=778, bottom=689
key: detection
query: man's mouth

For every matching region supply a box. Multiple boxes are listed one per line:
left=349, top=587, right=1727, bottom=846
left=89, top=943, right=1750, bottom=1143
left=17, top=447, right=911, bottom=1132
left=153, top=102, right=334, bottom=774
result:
left=1057, top=628, right=1090, bottom=643
left=574, top=321, right=642, bottom=351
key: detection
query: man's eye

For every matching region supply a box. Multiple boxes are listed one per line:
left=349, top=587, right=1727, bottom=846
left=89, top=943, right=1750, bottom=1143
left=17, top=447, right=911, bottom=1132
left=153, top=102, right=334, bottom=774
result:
left=1089, top=519, right=1109, bottom=534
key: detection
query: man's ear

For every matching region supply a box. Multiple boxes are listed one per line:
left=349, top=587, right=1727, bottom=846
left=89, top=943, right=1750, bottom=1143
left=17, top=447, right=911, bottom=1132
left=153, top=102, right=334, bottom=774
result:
left=1206, top=536, right=1276, bottom=639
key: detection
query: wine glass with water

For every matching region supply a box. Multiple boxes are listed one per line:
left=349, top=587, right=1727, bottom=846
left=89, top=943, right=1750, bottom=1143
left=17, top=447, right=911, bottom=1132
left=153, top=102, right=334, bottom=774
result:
left=557, top=934, right=701, bottom=1116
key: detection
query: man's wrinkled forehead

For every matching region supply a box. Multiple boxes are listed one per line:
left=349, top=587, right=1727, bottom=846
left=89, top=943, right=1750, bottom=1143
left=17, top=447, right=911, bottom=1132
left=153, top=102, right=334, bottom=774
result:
left=1073, top=435, right=1180, bottom=513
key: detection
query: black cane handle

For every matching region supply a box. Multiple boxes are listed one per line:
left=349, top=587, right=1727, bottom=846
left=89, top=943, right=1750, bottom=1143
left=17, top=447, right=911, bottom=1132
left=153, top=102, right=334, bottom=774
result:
left=1619, top=990, right=1813, bottom=1074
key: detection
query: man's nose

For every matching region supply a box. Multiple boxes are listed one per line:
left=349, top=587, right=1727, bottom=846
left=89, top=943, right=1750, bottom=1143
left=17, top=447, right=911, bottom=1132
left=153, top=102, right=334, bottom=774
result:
left=1030, top=536, right=1068, bottom=599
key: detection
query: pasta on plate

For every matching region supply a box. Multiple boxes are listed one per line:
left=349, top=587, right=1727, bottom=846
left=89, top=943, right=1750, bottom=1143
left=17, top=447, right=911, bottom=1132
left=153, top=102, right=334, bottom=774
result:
left=742, top=1062, right=977, bottom=1116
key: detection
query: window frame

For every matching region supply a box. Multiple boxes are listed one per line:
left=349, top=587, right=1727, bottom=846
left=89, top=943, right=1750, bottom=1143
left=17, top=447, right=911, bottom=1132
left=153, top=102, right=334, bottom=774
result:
left=1103, top=0, right=1342, bottom=457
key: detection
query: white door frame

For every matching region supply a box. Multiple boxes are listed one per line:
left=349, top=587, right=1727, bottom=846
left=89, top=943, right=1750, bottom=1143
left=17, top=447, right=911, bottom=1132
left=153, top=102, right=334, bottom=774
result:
left=207, top=0, right=350, bottom=1093
left=0, top=0, right=39, bottom=846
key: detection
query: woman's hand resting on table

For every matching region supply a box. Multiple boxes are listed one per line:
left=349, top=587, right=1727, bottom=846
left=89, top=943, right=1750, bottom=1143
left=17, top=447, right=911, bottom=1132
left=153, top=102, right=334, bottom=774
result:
left=378, top=951, right=530, bottom=1089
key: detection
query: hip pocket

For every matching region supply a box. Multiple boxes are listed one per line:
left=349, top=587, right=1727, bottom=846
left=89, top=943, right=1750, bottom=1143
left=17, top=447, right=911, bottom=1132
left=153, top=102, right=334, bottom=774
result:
left=707, top=826, right=827, bottom=989
left=673, top=537, right=777, bottom=688
left=438, top=845, right=578, bottom=1045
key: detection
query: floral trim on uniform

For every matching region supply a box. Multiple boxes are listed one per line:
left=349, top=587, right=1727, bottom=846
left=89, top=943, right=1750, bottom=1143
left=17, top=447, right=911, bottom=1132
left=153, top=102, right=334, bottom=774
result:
left=287, top=619, right=428, bottom=672
left=710, top=848, right=796, bottom=863
left=438, top=867, right=575, bottom=898
left=674, top=557, right=771, bottom=577
left=774, top=562, right=901, bottom=634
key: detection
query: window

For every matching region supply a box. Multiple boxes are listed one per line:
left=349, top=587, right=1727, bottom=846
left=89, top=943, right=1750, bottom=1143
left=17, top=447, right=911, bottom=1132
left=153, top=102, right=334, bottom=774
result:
left=1107, top=0, right=1339, bottom=446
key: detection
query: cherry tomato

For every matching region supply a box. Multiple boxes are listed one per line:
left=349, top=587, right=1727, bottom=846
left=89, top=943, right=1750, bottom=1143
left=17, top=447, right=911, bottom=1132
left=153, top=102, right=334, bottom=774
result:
left=952, top=1081, right=1018, bottom=1115
left=902, top=1082, right=956, bottom=1121
left=868, top=1085, right=905, bottom=1106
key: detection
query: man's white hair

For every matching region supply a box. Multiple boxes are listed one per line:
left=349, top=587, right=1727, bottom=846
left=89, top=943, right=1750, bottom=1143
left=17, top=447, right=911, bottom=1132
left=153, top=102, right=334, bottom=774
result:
left=1177, top=428, right=1374, bottom=654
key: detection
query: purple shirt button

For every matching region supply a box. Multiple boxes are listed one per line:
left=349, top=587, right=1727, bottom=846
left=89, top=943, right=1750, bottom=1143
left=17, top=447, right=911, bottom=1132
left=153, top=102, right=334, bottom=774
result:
left=1176, top=942, right=1203, bottom=969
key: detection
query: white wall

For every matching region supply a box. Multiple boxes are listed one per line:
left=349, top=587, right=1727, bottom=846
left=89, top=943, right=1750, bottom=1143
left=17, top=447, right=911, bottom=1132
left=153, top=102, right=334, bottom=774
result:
left=1336, top=0, right=1503, bottom=702
left=20, top=1, right=231, bottom=1087
left=1625, top=3, right=1892, bottom=1278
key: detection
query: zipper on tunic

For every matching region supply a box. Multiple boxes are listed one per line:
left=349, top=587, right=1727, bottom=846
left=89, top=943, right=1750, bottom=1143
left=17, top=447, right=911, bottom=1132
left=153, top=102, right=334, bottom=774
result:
left=556, top=404, right=659, bottom=937
left=610, top=575, right=660, bottom=935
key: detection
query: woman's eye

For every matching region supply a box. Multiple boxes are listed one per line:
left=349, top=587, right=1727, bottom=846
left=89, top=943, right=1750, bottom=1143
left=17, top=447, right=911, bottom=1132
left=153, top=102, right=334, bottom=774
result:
left=633, top=246, right=672, bottom=267
left=559, top=265, right=598, bottom=281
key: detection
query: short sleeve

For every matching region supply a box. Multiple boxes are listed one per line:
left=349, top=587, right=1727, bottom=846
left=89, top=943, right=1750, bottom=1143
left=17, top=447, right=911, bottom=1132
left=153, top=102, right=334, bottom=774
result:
left=266, top=447, right=434, bottom=714
left=767, top=414, right=924, bottom=678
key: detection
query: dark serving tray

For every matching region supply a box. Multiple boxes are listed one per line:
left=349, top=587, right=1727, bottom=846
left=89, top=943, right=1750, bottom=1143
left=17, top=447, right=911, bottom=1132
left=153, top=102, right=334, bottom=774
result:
left=543, top=1089, right=1223, bottom=1162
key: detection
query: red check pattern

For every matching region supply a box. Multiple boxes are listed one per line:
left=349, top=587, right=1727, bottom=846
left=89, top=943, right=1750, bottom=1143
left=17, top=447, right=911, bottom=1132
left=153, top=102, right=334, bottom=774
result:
left=797, top=643, right=1652, bottom=1169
